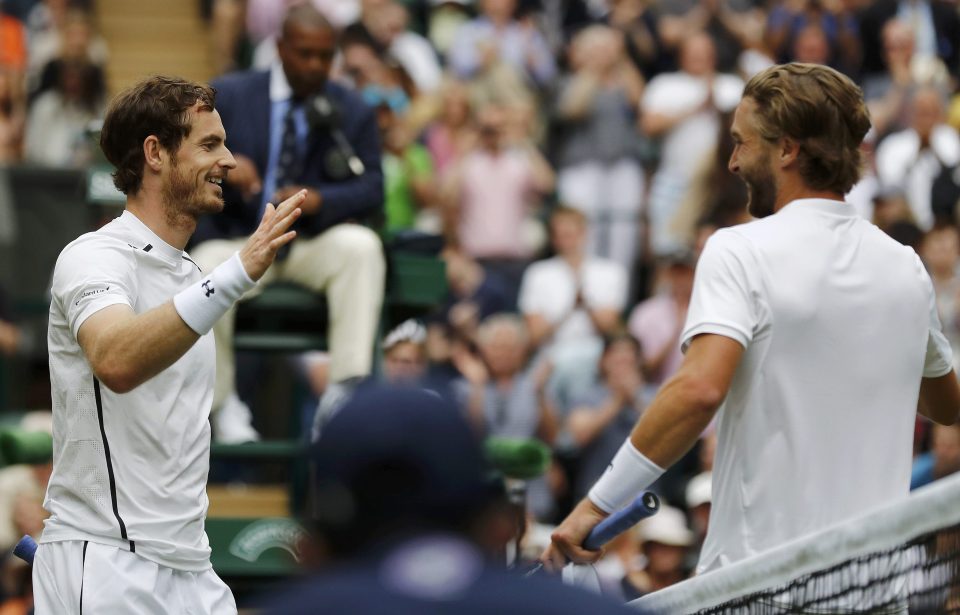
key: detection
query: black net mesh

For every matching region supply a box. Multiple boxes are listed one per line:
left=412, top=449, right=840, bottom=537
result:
left=695, top=523, right=960, bottom=614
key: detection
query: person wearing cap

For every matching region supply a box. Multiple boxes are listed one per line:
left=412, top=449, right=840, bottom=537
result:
left=260, top=385, right=641, bottom=615
left=621, top=505, right=694, bottom=601
left=311, top=318, right=430, bottom=440
left=381, top=318, right=428, bottom=386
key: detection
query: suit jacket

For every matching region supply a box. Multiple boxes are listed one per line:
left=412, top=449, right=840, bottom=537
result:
left=193, top=70, right=384, bottom=245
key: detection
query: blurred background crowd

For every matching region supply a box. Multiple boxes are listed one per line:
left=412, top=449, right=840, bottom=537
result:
left=1, top=0, right=960, bottom=610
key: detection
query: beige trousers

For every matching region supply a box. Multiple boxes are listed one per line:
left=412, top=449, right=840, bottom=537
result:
left=190, top=224, right=386, bottom=410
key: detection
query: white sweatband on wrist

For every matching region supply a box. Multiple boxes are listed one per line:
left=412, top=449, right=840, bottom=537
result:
left=588, top=438, right=665, bottom=513
left=174, top=252, right=255, bottom=335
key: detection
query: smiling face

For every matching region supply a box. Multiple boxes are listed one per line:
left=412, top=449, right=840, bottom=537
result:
left=160, top=105, right=236, bottom=221
left=728, top=97, right=778, bottom=219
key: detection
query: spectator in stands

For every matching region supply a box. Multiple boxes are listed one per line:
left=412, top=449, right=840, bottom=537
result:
left=446, top=0, right=557, bottom=92
left=519, top=206, right=627, bottom=362
left=338, top=35, right=415, bottom=111
left=628, top=251, right=696, bottom=388
left=875, top=87, right=960, bottom=231
left=455, top=314, right=558, bottom=444
left=790, top=22, right=831, bottom=65
left=858, top=0, right=960, bottom=84
left=920, top=225, right=960, bottom=368
left=621, top=505, right=694, bottom=600
left=426, top=0, right=472, bottom=58
left=422, top=78, right=477, bottom=180
left=604, top=0, right=665, bottom=82
left=658, top=0, right=765, bottom=76
left=640, top=32, right=743, bottom=257
left=30, top=9, right=106, bottom=104
left=380, top=319, right=428, bottom=386
left=763, top=0, right=859, bottom=73
left=565, top=333, right=649, bottom=501
left=25, top=6, right=107, bottom=96
left=343, top=0, right=443, bottom=95
left=373, top=89, right=436, bottom=233
left=553, top=24, right=646, bottom=277
left=261, top=386, right=639, bottom=615
left=23, top=58, right=103, bottom=168
left=684, top=470, right=712, bottom=565
left=440, top=101, right=555, bottom=303
left=453, top=313, right=559, bottom=518
left=863, top=19, right=951, bottom=141
left=0, top=68, right=23, bottom=163
left=435, top=246, right=512, bottom=345
left=191, top=5, right=385, bottom=443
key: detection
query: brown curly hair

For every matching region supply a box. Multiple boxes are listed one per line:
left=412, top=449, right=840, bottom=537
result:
left=99, top=76, right=216, bottom=195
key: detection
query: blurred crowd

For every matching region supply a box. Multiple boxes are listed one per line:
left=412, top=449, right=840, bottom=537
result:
left=2, top=0, right=960, bottom=609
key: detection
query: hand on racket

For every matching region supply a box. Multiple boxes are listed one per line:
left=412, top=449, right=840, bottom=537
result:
left=540, top=492, right=659, bottom=572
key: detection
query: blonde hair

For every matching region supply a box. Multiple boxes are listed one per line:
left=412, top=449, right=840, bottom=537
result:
left=742, top=63, right=871, bottom=195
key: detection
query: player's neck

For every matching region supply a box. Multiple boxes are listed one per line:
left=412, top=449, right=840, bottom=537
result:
left=125, top=193, right=196, bottom=251
left=774, top=177, right=844, bottom=213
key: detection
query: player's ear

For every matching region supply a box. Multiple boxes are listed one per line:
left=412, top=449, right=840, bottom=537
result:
left=779, top=137, right=800, bottom=169
left=143, top=135, right=164, bottom=172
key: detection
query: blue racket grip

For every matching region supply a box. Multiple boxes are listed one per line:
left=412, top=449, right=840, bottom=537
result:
left=13, top=535, right=37, bottom=565
left=583, top=491, right=660, bottom=551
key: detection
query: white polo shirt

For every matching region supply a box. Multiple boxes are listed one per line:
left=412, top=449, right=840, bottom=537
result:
left=684, top=199, right=952, bottom=574
left=44, top=211, right=216, bottom=572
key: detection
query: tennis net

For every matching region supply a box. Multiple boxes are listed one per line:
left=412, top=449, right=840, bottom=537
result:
left=633, top=472, right=960, bottom=614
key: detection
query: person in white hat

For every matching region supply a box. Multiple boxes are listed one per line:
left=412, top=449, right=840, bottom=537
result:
left=621, top=505, right=694, bottom=601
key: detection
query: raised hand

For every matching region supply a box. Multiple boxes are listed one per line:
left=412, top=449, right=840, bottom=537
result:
left=238, top=189, right=305, bottom=281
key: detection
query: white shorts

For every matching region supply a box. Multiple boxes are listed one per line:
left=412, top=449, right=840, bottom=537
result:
left=32, top=540, right=237, bottom=615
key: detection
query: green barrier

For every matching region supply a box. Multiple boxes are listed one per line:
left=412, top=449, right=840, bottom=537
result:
left=207, top=517, right=308, bottom=577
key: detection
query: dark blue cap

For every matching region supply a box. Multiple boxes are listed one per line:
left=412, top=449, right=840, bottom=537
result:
left=310, top=385, right=493, bottom=540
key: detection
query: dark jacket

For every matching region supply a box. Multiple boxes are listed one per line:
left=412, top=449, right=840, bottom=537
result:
left=193, top=71, right=383, bottom=246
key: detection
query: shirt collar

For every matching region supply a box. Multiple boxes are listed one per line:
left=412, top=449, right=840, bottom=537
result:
left=118, top=210, right=184, bottom=265
left=269, top=62, right=293, bottom=103
left=780, top=198, right=857, bottom=217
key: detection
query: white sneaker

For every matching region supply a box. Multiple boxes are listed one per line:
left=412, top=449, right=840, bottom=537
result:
left=213, top=393, right=261, bottom=444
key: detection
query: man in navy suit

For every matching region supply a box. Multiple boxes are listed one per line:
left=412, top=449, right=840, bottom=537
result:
left=191, top=5, right=385, bottom=443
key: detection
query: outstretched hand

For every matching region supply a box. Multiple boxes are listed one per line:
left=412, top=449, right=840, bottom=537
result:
left=238, top=189, right=305, bottom=281
left=540, top=497, right=609, bottom=573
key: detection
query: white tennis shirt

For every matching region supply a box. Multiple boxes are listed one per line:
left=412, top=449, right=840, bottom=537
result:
left=43, top=211, right=216, bottom=571
left=685, top=199, right=952, bottom=574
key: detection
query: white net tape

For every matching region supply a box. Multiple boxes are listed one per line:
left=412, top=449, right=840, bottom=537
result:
left=633, top=472, right=960, bottom=613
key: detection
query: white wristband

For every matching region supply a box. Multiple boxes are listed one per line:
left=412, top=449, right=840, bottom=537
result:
left=174, top=252, right=255, bottom=335
left=588, top=438, right=665, bottom=513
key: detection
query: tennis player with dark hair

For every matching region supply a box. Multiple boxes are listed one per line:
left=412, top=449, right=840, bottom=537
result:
left=35, top=76, right=304, bottom=613
left=543, top=63, right=960, bottom=575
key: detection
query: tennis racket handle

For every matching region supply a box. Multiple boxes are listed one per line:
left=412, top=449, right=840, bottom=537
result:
left=13, top=534, right=37, bottom=565
left=583, top=491, right=660, bottom=551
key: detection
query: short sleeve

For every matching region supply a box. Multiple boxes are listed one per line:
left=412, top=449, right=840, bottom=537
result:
left=681, top=230, right=760, bottom=352
left=919, top=263, right=954, bottom=378
left=52, top=238, right=137, bottom=338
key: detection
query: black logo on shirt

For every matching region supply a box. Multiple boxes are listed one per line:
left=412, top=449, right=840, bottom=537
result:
left=202, top=280, right=215, bottom=297
left=75, top=286, right=110, bottom=306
